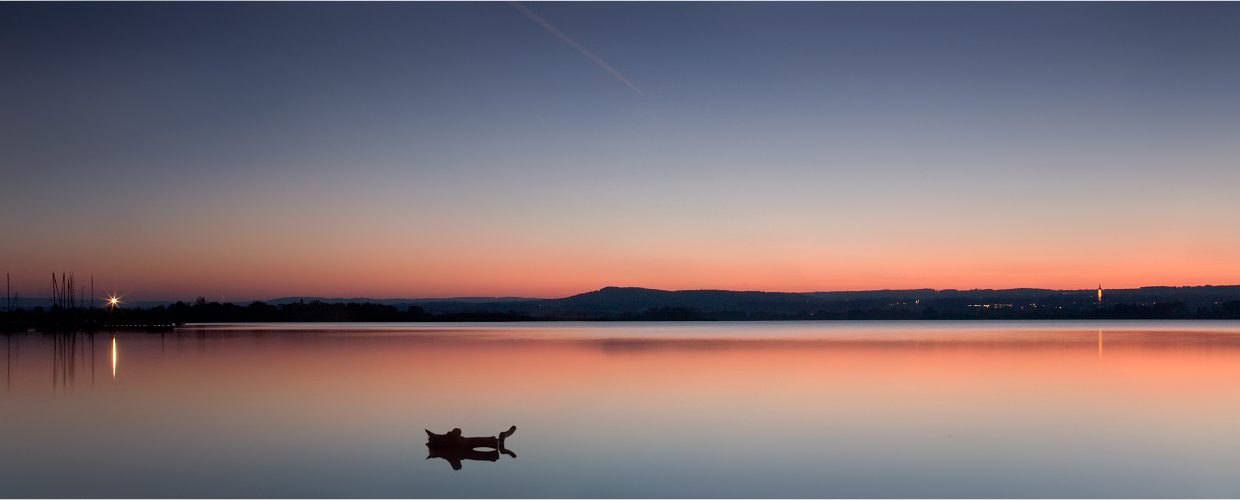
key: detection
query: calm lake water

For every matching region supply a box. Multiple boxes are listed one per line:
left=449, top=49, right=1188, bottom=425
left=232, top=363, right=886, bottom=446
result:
left=3, top=321, right=1240, bottom=498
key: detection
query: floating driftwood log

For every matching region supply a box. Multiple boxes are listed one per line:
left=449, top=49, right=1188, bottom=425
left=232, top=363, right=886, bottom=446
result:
left=425, top=426, right=517, bottom=470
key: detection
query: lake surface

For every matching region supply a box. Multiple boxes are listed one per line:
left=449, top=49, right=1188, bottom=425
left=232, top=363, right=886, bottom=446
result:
left=3, top=321, right=1240, bottom=498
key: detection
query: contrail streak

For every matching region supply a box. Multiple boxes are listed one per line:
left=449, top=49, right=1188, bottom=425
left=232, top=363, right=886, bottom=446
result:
left=510, top=2, right=644, bottom=96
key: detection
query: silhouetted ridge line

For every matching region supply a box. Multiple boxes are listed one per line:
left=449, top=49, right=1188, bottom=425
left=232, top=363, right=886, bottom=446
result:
left=399, top=285, right=1240, bottom=321
left=4, top=285, right=1240, bottom=329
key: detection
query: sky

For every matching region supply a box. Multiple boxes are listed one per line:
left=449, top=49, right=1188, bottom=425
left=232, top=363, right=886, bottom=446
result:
left=2, top=2, right=1239, bottom=301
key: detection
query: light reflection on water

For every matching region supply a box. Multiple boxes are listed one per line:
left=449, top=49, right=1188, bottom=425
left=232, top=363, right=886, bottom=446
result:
left=2, top=321, right=1240, bottom=498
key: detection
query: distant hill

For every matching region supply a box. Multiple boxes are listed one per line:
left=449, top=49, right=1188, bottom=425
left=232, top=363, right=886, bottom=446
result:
left=403, top=285, right=1240, bottom=320
left=8, top=285, right=1239, bottom=323
left=16, top=285, right=1240, bottom=321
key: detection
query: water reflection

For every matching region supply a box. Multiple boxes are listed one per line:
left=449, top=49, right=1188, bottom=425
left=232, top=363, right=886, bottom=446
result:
left=2, top=332, right=113, bottom=393
left=426, top=426, right=517, bottom=470
left=3, top=322, right=1240, bottom=497
left=5, top=333, right=11, bottom=390
left=51, top=332, right=79, bottom=391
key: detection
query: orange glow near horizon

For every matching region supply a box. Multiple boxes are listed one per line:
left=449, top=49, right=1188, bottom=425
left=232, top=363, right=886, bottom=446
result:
left=6, top=246, right=1237, bottom=300
left=4, top=217, right=1238, bottom=299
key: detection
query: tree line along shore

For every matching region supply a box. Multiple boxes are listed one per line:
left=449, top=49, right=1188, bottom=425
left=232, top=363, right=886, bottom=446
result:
left=3, top=288, right=1240, bottom=333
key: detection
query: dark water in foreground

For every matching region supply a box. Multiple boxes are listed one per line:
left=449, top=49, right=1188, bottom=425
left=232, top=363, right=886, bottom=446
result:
left=3, top=321, right=1240, bottom=498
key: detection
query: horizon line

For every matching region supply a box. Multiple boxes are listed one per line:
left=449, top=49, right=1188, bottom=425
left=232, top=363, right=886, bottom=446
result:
left=56, top=283, right=1240, bottom=305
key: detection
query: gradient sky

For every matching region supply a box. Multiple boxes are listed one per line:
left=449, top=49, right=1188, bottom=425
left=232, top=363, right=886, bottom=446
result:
left=2, top=2, right=1239, bottom=300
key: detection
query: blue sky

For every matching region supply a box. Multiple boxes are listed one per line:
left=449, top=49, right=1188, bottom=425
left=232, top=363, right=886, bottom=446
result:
left=2, top=2, right=1238, bottom=300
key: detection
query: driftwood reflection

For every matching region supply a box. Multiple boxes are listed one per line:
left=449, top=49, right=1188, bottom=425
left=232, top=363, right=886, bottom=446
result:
left=425, top=425, right=517, bottom=470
